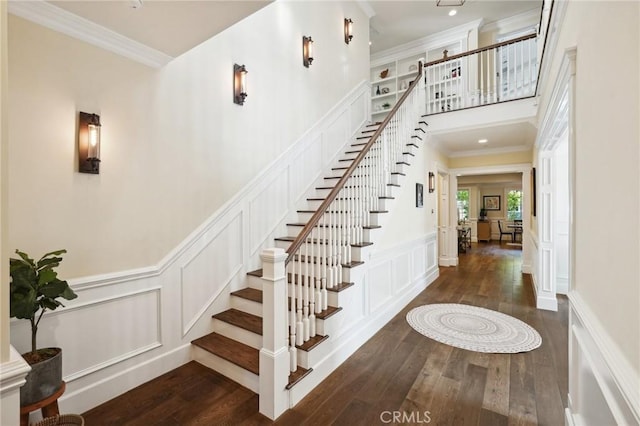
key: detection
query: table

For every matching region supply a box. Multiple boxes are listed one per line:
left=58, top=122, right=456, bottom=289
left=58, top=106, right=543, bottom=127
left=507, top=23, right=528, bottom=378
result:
left=457, top=226, right=471, bottom=252
left=20, top=381, right=66, bottom=426
left=507, top=224, right=523, bottom=243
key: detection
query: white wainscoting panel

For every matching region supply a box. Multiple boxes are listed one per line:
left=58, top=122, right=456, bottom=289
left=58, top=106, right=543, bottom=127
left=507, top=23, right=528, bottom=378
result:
left=181, top=213, right=243, bottom=336
left=289, top=233, right=440, bottom=406
left=567, top=292, right=639, bottom=426
left=8, top=80, right=372, bottom=415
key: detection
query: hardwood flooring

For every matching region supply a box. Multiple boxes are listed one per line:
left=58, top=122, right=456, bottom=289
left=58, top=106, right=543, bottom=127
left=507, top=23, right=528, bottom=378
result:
left=82, top=242, right=568, bottom=425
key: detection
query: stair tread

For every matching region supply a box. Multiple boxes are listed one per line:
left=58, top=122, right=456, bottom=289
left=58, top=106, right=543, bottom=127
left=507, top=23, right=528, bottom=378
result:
left=192, top=332, right=259, bottom=375
left=212, top=309, right=262, bottom=335
left=297, top=209, right=388, bottom=214
left=293, top=254, right=364, bottom=268
left=286, top=222, right=382, bottom=230
left=231, top=288, right=263, bottom=303
left=287, top=366, right=312, bottom=390
left=407, top=143, right=419, bottom=148
left=275, top=236, right=373, bottom=246
left=403, top=152, right=416, bottom=156
left=247, top=269, right=262, bottom=277
left=296, top=334, right=329, bottom=352
left=316, top=306, right=342, bottom=320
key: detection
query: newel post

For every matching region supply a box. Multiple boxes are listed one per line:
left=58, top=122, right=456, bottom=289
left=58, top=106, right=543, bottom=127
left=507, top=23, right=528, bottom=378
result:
left=259, top=248, right=289, bottom=420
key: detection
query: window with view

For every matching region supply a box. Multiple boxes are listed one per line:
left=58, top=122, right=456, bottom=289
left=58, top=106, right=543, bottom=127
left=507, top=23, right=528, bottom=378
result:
left=457, top=189, right=469, bottom=221
left=507, top=189, right=522, bottom=220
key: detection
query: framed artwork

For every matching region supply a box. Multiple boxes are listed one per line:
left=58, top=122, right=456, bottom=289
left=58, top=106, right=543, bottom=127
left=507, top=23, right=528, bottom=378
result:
left=483, top=195, right=500, bottom=211
left=416, top=183, right=424, bottom=208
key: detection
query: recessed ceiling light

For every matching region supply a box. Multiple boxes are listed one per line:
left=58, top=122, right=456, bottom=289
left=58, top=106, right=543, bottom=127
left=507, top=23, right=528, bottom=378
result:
left=478, top=138, right=488, bottom=144
left=448, top=9, right=457, bottom=16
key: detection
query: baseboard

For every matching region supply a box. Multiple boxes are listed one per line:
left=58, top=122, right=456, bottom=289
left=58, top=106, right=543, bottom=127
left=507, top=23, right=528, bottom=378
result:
left=568, top=291, right=640, bottom=425
left=58, top=344, right=192, bottom=415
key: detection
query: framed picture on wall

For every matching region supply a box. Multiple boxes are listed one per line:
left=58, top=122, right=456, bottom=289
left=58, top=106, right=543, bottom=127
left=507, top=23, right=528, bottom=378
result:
left=483, top=195, right=500, bottom=211
left=416, top=183, right=424, bottom=208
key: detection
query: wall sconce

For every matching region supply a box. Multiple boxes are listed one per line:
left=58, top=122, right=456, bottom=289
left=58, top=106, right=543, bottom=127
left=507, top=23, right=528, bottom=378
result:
left=428, top=172, right=436, bottom=193
left=78, top=112, right=101, bottom=174
left=302, top=36, right=314, bottom=68
left=233, top=64, right=248, bottom=105
left=344, top=18, right=354, bottom=44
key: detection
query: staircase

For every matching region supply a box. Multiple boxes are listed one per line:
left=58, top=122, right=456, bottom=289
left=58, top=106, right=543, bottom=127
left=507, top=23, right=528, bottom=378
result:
left=190, top=63, right=426, bottom=419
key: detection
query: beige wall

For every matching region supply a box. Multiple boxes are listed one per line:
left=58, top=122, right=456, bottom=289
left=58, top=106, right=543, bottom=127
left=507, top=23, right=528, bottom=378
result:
left=0, top=0, right=8, bottom=362
left=449, top=150, right=532, bottom=169
left=7, top=1, right=369, bottom=279
left=538, top=1, right=639, bottom=374
left=377, top=142, right=442, bottom=249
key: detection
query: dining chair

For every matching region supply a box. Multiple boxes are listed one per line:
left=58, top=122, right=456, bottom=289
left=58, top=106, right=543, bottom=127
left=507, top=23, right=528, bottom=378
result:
left=497, top=220, right=514, bottom=243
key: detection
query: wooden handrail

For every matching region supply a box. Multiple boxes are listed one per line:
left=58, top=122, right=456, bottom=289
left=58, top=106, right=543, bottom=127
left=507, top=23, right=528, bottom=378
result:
left=424, top=33, right=537, bottom=67
left=285, top=62, right=424, bottom=265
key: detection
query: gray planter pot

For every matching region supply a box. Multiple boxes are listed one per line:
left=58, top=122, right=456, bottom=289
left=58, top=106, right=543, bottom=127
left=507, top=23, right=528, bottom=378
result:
left=20, top=347, right=62, bottom=406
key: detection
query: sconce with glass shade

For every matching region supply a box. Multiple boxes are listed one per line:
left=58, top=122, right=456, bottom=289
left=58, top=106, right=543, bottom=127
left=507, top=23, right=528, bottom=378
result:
left=344, top=18, right=354, bottom=44
left=233, top=64, right=248, bottom=105
left=78, top=112, right=101, bottom=174
left=428, top=172, right=436, bottom=193
left=303, top=36, right=314, bottom=67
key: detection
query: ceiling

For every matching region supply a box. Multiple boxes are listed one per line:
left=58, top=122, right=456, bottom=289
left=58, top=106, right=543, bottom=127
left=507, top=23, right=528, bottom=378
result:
left=368, top=0, right=540, bottom=53
left=430, top=121, right=537, bottom=156
left=49, top=0, right=272, bottom=57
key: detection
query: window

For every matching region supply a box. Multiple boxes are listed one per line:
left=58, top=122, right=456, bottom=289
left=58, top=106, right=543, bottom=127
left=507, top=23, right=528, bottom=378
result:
left=507, top=189, right=522, bottom=220
left=456, top=189, right=469, bottom=221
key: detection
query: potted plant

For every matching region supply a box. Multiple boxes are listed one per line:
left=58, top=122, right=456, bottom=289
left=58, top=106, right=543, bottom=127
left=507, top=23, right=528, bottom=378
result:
left=479, top=208, right=487, bottom=220
left=10, top=249, right=77, bottom=405
left=382, top=102, right=391, bottom=109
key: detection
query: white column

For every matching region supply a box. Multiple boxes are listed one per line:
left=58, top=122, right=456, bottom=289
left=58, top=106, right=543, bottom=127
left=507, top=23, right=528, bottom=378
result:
left=259, top=248, right=290, bottom=420
left=0, top=347, right=31, bottom=426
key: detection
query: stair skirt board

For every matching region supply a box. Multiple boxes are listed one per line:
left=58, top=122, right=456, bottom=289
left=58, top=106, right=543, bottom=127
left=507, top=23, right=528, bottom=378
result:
left=192, top=345, right=259, bottom=393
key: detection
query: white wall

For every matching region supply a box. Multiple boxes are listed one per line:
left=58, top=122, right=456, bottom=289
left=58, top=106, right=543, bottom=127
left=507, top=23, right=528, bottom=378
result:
left=376, top=140, right=442, bottom=249
left=6, top=1, right=373, bottom=417
left=536, top=1, right=639, bottom=423
left=7, top=1, right=370, bottom=279
left=0, top=0, right=8, bottom=363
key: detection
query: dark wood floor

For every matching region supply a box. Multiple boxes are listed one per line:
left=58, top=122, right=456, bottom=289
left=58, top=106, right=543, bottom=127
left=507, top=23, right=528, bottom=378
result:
left=82, top=242, right=568, bottom=425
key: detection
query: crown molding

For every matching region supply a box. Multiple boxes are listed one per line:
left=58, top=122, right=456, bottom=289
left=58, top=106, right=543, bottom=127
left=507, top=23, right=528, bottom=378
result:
left=371, top=18, right=483, bottom=64
left=8, top=0, right=173, bottom=68
left=446, top=144, right=532, bottom=158
left=480, top=8, right=540, bottom=34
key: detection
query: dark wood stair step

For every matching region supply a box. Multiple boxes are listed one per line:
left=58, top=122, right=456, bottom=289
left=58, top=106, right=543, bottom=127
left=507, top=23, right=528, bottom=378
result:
left=293, top=254, right=364, bottom=268
left=287, top=366, right=312, bottom=389
left=403, top=151, right=415, bottom=157
left=286, top=222, right=382, bottom=230
left=407, top=142, right=419, bottom=148
left=231, top=288, right=262, bottom=303
left=275, top=236, right=373, bottom=248
left=297, top=209, right=388, bottom=214
left=411, top=135, right=422, bottom=141
left=247, top=269, right=262, bottom=278
left=316, top=306, right=342, bottom=320
left=192, top=332, right=259, bottom=375
left=415, top=127, right=426, bottom=133
left=212, top=309, right=262, bottom=335
left=296, top=334, right=329, bottom=352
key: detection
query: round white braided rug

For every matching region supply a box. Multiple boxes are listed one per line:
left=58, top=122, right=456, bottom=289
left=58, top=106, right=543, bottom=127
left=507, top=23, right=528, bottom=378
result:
left=406, top=303, right=541, bottom=353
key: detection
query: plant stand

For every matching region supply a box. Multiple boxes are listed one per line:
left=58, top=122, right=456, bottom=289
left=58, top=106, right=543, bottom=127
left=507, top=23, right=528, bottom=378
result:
left=20, top=381, right=65, bottom=426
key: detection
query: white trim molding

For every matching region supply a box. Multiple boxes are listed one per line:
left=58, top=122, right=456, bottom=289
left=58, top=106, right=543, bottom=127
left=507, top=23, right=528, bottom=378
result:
left=567, top=291, right=640, bottom=425
left=7, top=0, right=173, bottom=68
left=0, top=346, right=31, bottom=426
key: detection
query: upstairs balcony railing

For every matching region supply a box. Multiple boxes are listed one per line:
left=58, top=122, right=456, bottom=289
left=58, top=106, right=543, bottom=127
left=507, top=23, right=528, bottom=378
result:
left=424, top=33, right=538, bottom=115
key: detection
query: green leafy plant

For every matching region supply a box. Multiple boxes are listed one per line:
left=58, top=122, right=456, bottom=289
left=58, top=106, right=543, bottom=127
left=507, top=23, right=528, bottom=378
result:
left=10, top=249, right=77, bottom=358
left=382, top=102, right=391, bottom=109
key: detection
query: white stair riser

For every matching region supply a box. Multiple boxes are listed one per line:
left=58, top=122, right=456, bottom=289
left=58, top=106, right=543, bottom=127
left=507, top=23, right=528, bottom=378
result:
left=274, top=241, right=365, bottom=262
left=192, top=346, right=258, bottom=393
left=315, top=311, right=341, bottom=336
left=284, top=225, right=376, bottom=242
left=212, top=318, right=262, bottom=350
left=304, top=198, right=389, bottom=212
left=230, top=296, right=262, bottom=317
left=296, top=211, right=386, bottom=225
left=296, top=337, right=334, bottom=370
left=327, top=284, right=355, bottom=307
left=247, top=275, right=263, bottom=290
